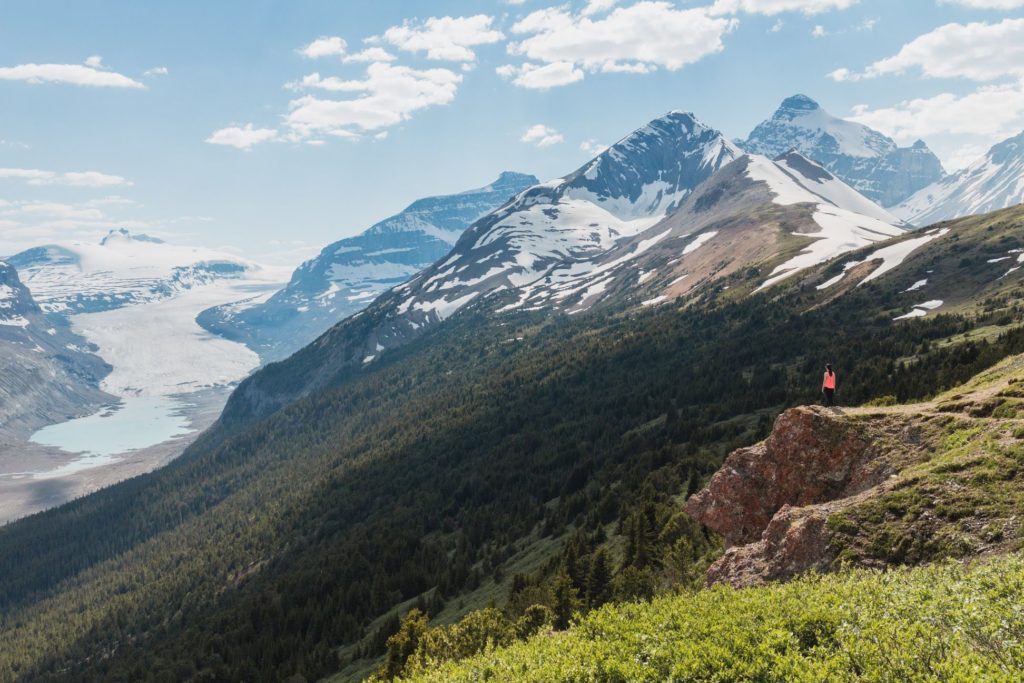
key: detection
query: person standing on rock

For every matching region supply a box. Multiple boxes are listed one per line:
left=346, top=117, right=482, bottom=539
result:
left=822, top=364, right=837, bottom=407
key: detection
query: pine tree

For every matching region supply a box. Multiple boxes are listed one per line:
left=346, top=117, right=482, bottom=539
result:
left=585, top=549, right=612, bottom=607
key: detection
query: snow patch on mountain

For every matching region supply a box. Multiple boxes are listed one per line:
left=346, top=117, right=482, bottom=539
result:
left=815, top=227, right=950, bottom=292
left=894, top=299, right=944, bottom=320
left=749, top=154, right=904, bottom=290
left=682, top=231, right=718, bottom=255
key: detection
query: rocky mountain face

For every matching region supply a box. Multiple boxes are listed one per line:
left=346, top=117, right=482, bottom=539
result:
left=505, top=150, right=903, bottom=313
left=8, top=228, right=260, bottom=315
left=742, top=95, right=945, bottom=208
left=198, top=172, right=537, bottom=361
left=223, top=112, right=758, bottom=417
left=0, top=261, right=110, bottom=440
left=895, top=129, right=1024, bottom=226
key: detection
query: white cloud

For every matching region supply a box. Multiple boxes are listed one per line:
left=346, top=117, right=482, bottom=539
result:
left=62, top=172, right=134, bottom=188
left=848, top=80, right=1024, bottom=166
left=838, top=18, right=1024, bottom=82
left=939, top=0, right=1024, bottom=8
left=505, top=2, right=737, bottom=87
left=827, top=67, right=853, bottom=82
left=382, top=15, right=504, bottom=62
left=343, top=47, right=397, bottom=63
left=0, top=197, right=165, bottom=254
left=16, top=201, right=104, bottom=220
left=710, top=0, right=858, bottom=14
left=769, top=19, right=785, bottom=32
left=284, top=62, right=462, bottom=139
left=0, top=168, right=132, bottom=187
left=144, top=66, right=169, bottom=76
left=496, top=61, right=584, bottom=89
left=521, top=124, right=564, bottom=147
left=580, top=138, right=607, bottom=155
left=811, top=25, right=827, bottom=37
left=0, top=61, right=144, bottom=88
left=205, top=124, right=279, bottom=150
left=582, top=0, right=620, bottom=15
left=84, top=55, right=104, bottom=68
left=300, top=36, right=348, bottom=59
left=286, top=73, right=371, bottom=92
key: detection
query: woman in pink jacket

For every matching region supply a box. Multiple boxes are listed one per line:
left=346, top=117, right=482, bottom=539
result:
left=822, top=364, right=837, bottom=406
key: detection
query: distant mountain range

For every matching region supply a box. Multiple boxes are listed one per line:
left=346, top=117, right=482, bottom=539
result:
left=740, top=94, right=945, bottom=208
left=198, top=171, right=537, bottom=361
left=894, top=129, right=1024, bottom=225
left=198, top=94, right=1024, bottom=369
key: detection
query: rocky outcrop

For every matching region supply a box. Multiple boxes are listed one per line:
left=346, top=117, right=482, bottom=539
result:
left=704, top=504, right=832, bottom=587
left=686, top=406, right=893, bottom=587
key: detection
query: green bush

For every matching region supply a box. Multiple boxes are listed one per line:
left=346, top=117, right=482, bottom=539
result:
left=407, top=555, right=1024, bottom=681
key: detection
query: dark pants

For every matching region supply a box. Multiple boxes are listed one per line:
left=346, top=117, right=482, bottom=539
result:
left=823, top=388, right=835, bottom=406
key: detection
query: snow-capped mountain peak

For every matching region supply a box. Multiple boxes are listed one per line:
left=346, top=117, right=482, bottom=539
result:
left=747, top=95, right=891, bottom=159
left=405, top=112, right=740, bottom=314
left=503, top=151, right=904, bottom=310
left=742, top=95, right=944, bottom=207
left=894, top=129, right=1024, bottom=226
left=559, top=111, right=741, bottom=221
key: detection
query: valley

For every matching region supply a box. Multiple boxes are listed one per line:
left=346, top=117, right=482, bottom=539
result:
left=0, top=234, right=285, bottom=522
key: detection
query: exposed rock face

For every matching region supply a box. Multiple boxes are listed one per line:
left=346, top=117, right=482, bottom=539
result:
left=686, top=406, right=890, bottom=587
left=686, top=407, right=878, bottom=546
left=704, top=505, right=832, bottom=587
left=0, top=261, right=111, bottom=440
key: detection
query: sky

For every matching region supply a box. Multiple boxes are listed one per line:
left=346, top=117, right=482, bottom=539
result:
left=2, top=0, right=1024, bottom=266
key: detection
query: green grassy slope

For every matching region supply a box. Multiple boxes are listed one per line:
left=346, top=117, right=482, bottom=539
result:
left=405, top=553, right=1024, bottom=682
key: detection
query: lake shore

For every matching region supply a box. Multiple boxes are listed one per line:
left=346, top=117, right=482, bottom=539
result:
left=0, top=386, right=229, bottom=525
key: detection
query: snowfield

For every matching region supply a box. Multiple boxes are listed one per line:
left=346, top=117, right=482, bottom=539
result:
left=746, top=154, right=905, bottom=290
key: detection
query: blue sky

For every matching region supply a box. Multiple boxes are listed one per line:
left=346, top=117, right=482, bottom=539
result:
left=2, top=0, right=1023, bottom=265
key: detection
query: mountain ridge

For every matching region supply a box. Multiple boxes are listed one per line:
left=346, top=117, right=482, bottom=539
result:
left=197, top=171, right=537, bottom=361
left=742, top=94, right=945, bottom=208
